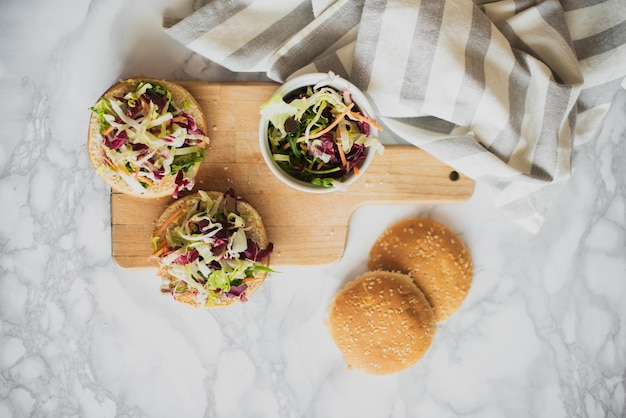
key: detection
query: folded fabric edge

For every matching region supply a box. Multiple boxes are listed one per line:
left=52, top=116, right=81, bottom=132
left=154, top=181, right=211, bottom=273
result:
left=379, top=116, right=571, bottom=234
left=162, top=16, right=180, bottom=29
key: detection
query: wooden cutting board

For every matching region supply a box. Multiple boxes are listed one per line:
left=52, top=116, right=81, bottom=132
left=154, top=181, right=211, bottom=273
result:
left=111, top=81, right=474, bottom=268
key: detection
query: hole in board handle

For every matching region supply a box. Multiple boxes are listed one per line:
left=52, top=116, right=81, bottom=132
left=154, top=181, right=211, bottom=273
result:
left=449, top=171, right=460, bottom=181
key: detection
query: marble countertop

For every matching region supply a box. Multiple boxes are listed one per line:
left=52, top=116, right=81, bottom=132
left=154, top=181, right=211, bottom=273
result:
left=1, top=0, right=625, bottom=417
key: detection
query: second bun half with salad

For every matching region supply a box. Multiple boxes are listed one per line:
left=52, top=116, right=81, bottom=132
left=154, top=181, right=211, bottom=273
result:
left=152, top=189, right=274, bottom=309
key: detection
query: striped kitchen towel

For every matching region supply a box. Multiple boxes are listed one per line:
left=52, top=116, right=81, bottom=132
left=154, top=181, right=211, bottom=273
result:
left=165, top=0, right=626, bottom=233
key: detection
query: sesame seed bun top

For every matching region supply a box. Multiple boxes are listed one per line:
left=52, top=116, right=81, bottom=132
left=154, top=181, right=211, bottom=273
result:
left=367, top=218, right=473, bottom=322
left=326, top=271, right=437, bottom=375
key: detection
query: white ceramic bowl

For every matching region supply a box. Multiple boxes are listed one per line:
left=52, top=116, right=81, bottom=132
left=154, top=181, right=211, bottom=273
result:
left=259, top=72, right=379, bottom=193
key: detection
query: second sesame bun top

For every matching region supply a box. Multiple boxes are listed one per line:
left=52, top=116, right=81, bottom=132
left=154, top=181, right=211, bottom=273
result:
left=367, top=218, right=473, bottom=322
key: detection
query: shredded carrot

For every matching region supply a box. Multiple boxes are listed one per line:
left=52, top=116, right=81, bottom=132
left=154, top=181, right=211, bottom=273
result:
left=353, top=165, right=360, bottom=176
left=154, top=207, right=186, bottom=237
left=153, top=244, right=169, bottom=258
left=101, top=151, right=131, bottom=176
left=132, top=164, right=154, bottom=186
left=336, top=127, right=347, bottom=168
left=101, top=151, right=116, bottom=169
left=172, top=115, right=187, bottom=123
left=348, top=110, right=384, bottom=131
left=297, top=102, right=354, bottom=143
left=243, top=277, right=262, bottom=283
left=118, top=164, right=132, bottom=176
left=137, top=174, right=154, bottom=186
left=140, top=96, right=150, bottom=113
left=133, top=165, right=154, bottom=186
left=102, top=125, right=115, bottom=136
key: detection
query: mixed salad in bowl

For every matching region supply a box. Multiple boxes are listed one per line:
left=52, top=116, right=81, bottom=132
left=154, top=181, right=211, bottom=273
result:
left=259, top=72, right=383, bottom=192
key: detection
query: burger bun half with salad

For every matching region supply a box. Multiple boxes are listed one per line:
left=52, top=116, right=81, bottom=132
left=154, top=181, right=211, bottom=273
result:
left=152, top=190, right=273, bottom=309
left=88, top=78, right=209, bottom=198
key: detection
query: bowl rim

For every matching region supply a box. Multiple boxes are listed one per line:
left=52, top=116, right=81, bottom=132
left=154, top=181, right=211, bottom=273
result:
left=258, top=72, right=378, bottom=194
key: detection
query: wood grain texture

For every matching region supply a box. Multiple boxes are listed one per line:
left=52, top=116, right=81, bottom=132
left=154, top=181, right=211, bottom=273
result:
left=111, top=81, right=474, bottom=268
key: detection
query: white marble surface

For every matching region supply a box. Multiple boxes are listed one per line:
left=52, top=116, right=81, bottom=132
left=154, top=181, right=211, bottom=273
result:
left=1, top=0, right=625, bottom=417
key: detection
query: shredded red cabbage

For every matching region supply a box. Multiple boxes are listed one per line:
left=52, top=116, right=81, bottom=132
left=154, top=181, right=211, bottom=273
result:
left=356, top=120, right=371, bottom=136
left=346, top=143, right=366, bottom=171
left=174, top=249, right=199, bottom=265
left=225, top=284, right=248, bottom=298
left=143, top=92, right=167, bottom=113
left=243, top=240, right=273, bottom=262
left=106, top=130, right=128, bottom=150
left=131, top=143, right=149, bottom=152
left=173, top=171, right=194, bottom=199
